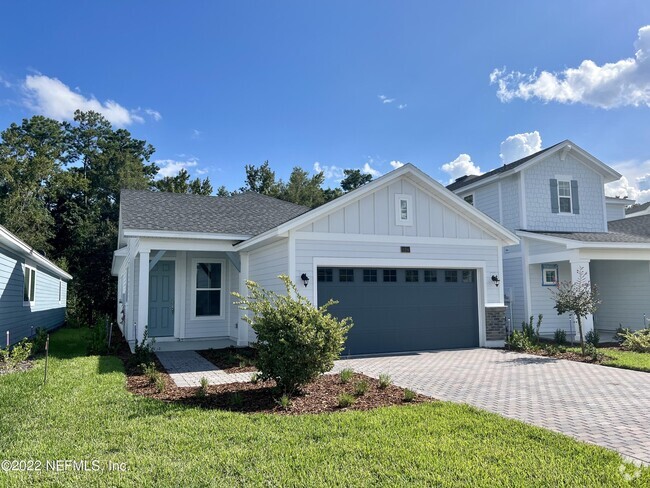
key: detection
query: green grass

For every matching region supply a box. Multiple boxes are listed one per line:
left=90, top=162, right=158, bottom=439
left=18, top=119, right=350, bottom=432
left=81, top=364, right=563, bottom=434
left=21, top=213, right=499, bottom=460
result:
left=1, top=328, right=648, bottom=487
left=568, top=346, right=650, bottom=373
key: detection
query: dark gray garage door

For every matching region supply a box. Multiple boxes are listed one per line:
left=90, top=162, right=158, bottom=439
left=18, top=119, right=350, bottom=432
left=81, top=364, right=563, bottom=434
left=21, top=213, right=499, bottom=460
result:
left=317, top=267, right=479, bottom=355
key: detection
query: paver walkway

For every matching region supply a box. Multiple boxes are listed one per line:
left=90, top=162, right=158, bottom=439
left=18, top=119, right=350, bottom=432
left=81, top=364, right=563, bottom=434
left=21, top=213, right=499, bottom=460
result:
left=156, top=350, right=253, bottom=387
left=333, top=349, right=650, bottom=464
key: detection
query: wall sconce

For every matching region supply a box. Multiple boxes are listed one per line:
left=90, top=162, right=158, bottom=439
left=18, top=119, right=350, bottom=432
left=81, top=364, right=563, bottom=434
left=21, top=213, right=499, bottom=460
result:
left=491, top=275, right=500, bottom=287
left=300, top=273, right=310, bottom=287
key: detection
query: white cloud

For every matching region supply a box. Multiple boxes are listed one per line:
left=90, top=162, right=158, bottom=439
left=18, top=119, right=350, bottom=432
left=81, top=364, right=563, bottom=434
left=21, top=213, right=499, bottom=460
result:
left=362, top=162, right=382, bottom=177
left=605, top=159, right=650, bottom=203
left=398, top=104, right=407, bottom=109
left=490, top=25, right=650, bottom=109
left=499, top=131, right=542, bottom=164
left=441, top=154, right=482, bottom=183
left=155, top=159, right=199, bottom=178
left=313, top=162, right=345, bottom=180
left=191, top=129, right=202, bottom=140
left=389, top=160, right=406, bottom=169
left=22, top=74, right=151, bottom=126
left=0, top=76, right=11, bottom=88
left=145, top=108, right=162, bottom=121
left=378, top=95, right=395, bottom=104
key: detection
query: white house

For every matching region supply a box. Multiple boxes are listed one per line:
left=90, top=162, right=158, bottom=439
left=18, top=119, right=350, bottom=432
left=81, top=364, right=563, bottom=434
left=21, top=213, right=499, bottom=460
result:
left=112, top=164, right=518, bottom=354
left=449, top=140, right=650, bottom=340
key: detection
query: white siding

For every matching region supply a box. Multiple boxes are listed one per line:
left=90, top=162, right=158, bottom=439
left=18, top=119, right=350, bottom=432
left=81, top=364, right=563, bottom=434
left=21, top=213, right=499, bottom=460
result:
left=591, top=260, right=650, bottom=332
left=605, top=202, right=626, bottom=222
left=527, top=239, right=567, bottom=257
left=503, top=255, right=526, bottom=331
left=527, top=261, right=572, bottom=337
left=248, top=240, right=289, bottom=294
left=501, top=175, right=520, bottom=230
left=473, top=183, right=500, bottom=222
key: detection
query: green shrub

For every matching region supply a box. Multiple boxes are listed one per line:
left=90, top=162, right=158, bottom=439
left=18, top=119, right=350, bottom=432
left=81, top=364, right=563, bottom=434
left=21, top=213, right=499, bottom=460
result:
left=129, top=327, right=155, bottom=368
left=378, top=373, right=392, bottom=389
left=155, top=376, right=166, bottom=393
left=250, top=372, right=260, bottom=384
left=339, top=368, right=354, bottom=384
left=233, top=276, right=353, bottom=395
left=32, top=328, right=48, bottom=354
left=195, top=377, right=209, bottom=397
left=86, top=317, right=109, bottom=355
left=354, top=380, right=369, bottom=396
left=403, top=389, right=416, bottom=402
left=620, top=328, right=650, bottom=353
left=585, top=329, right=600, bottom=347
left=505, top=330, right=534, bottom=351
left=615, top=326, right=632, bottom=344
left=275, top=394, right=291, bottom=410
left=553, top=328, right=566, bottom=346
left=584, top=343, right=603, bottom=361
left=338, top=393, right=355, bottom=408
left=140, top=362, right=160, bottom=384
left=0, top=339, right=33, bottom=370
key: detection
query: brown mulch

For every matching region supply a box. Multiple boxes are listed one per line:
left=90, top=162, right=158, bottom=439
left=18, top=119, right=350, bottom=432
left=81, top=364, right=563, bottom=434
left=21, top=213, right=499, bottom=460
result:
left=197, top=347, right=258, bottom=373
left=511, top=345, right=615, bottom=365
left=0, top=360, right=34, bottom=375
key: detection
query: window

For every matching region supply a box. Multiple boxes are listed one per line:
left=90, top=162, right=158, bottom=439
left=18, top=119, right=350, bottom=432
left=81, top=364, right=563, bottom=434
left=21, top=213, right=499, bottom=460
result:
left=542, top=264, right=559, bottom=286
left=339, top=268, right=354, bottom=282
left=463, top=194, right=474, bottom=206
left=195, top=262, right=222, bottom=317
left=23, top=265, right=36, bottom=304
left=395, top=194, right=413, bottom=226
left=424, top=270, right=437, bottom=282
left=462, top=270, right=475, bottom=283
left=383, top=269, right=397, bottom=282
left=405, top=269, right=419, bottom=282
left=558, top=180, right=572, bottom=213
left=444, top=270, right=458, bottom=283
left=363, top=269, right=377, bottom=282
left=58, top=279, right=63, bottom=303
left=317, top=268, right=333, bottom=282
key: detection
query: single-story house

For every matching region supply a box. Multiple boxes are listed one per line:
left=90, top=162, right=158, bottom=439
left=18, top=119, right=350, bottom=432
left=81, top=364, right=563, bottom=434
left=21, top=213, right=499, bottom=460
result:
left=112, top=164, right=518, bottom=355
left=0, top=225, right=71, bottom=346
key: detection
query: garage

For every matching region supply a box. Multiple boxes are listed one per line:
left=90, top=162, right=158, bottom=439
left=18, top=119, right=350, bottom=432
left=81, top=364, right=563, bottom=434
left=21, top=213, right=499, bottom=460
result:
left=316, top=267, right=479, bottom=355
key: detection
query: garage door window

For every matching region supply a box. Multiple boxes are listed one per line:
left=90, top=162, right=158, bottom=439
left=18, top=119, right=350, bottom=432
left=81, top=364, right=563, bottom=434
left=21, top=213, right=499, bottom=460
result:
left=339, top=268, right=354, bottom=282
left=445, top=270, right=458, bottom=282
left=383, top=269, right=397, bottom=282
left=317, top=268, right=333, bottom=282
left=462, top=270, right=475, bottom=283
left=424, top=270, right=437, bottom=282
left=363, top=269, right=377, bottom=282
left=405, top=269, right=419, bottom=282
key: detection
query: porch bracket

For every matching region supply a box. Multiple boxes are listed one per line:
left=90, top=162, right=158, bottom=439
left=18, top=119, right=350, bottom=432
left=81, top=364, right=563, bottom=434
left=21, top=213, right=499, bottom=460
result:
left=226, top=252, right=241, bottom=272
left=149, top=250, right=166, bottom=271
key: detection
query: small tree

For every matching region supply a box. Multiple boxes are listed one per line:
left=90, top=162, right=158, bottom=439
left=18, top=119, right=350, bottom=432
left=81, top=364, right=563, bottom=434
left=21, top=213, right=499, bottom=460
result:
left=233, top=276, right=352, bottom=395
left=551, top=267, right=600, bottom=356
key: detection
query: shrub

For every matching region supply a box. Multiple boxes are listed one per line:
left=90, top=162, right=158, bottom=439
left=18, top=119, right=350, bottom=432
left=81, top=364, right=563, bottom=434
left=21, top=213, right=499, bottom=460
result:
left=553, top=328, right=566, bottom=346
left=339, top=368, right=354, bottom=384
left=155, top=376, right=166, bottom=393
left=32, top=328, right=48, bottom=354
left=140, top=362, right=160, bottom=384
left=584, top=343, right=603, bottom=361
left=338, top=393, right=355, bottom=408
left=354, top=380, right=369, bottom=396
left=250, top=372, right=260, bottom=384
left=86, top=317, right=109, bottom=355
left=615, top=326, right=631, bottom=344
left=196, top=377, right=209, bottom=397
left=378, top=373, right=392, bottom=389
left=275, top=394, right=291, bottom=410
left=505, top=330, right=534, bottom=351
left=129, top=327, right=155, bottom=368
left=0, top=339, right=33, bottom=370
left=585, top=329, right=600, bottom=347
left=403, top=389, right=416, bottom=402
left=233, top=276, right=353, bottom=395
left=619, top=328, right=650, bottom=353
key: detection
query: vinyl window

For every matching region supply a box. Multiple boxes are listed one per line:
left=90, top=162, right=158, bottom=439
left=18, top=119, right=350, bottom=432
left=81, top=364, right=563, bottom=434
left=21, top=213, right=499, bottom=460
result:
left=23, top=265, right=36, bottom=305
left=194, top=261, right=223, bottom=317
left=558, top=180, right=572, bottom=213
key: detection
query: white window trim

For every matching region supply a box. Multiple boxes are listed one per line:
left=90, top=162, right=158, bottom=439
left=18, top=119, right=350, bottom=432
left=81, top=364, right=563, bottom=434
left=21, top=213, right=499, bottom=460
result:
left=555, top=175, right=572, bottom=214
left=23, top=264, right=36, bottom=306
left=58, top=279, right=63, bottom=304
left=395, top=194, right=413, bottom=226
left=463, top=193, right=474, bottom=206
left=542, top=264, right=559, bottom=286
left=190, top=258, right=225, bottom=321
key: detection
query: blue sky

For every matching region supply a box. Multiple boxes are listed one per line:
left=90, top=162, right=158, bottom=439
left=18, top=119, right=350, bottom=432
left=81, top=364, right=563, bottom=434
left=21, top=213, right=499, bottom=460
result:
left=2, top=2, right=650, bottom=199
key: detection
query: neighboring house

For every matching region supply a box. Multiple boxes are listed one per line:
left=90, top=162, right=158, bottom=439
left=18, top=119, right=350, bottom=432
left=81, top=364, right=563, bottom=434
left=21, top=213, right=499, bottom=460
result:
left=625, top=201, right=650, bottom=218
left=112, top=164, right=518, bottom=354
left=0, top=225, right=71, bottom=346
left=449, top=140, right=650, bottom=340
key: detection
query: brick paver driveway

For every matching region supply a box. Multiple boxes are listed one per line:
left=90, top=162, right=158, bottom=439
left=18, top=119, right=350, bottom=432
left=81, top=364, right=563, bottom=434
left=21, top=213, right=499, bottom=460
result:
left=334, top=349, right=650, bottom=464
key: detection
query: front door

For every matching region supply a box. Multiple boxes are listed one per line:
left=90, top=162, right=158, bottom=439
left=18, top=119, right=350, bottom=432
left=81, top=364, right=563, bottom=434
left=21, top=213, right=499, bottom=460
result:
left=149, top=261, right=175, bottom=337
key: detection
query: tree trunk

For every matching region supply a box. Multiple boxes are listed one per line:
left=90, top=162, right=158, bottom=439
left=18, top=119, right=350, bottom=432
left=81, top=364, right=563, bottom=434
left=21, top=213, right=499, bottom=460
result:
left=577, top=316, right=585, bottom=356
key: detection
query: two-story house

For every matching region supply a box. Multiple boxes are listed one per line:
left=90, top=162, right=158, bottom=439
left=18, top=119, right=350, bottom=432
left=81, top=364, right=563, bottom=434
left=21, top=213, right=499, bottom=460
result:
left=449, top=140, right=650, bottom=341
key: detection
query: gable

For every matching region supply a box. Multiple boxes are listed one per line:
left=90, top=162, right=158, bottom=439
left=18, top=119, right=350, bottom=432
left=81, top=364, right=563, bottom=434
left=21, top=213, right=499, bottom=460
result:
left=297, top=175, right=495, bottom=240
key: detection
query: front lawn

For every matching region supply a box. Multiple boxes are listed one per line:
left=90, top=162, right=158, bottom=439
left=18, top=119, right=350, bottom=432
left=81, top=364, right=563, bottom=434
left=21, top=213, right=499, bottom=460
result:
left=565, top=346, right=650, bottom=373
left=0, top=328, right=647, bottom=487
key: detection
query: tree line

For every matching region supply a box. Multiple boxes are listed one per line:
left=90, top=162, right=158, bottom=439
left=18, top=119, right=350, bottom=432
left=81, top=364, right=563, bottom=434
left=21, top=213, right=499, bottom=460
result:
left=0, top=111, right=373, bottom=324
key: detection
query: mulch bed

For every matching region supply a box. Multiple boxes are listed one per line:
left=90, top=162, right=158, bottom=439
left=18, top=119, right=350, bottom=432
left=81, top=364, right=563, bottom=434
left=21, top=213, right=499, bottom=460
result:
left=197, top=347, right=258, bottom=373
left=0, top=360, right=33, bottom=375
left=509, top=344, right=619, bottom=365
left=111, top=328, right=429, bottom=414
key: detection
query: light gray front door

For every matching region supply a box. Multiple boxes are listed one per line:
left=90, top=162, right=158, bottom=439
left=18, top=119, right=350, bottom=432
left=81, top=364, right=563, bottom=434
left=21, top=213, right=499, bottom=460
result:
left=148, top=261, right=175, bottom=337
left=317, top=267, right=479, bottom=355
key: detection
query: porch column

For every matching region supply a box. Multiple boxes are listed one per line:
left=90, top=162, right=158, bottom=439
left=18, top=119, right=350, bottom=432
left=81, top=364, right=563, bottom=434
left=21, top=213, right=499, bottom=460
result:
left=237, top=252, right=250, bottom=346
left=570, top=259, right=594, bottom=341
left=137, top=250, right=150, bottom=344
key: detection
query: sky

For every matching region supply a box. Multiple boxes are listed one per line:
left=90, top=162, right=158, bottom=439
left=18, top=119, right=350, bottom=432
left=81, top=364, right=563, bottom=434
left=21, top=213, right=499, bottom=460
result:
left=2, top=2, right=650, bottom=200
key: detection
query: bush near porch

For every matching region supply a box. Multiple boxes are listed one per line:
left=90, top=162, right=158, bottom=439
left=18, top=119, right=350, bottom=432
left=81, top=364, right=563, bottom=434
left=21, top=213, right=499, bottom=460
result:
left=1, top=327, right=647, bottom=487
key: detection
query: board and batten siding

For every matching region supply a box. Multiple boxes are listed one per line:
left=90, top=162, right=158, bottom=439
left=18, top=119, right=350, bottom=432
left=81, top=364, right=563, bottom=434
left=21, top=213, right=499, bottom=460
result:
left=590, top=260, right=650, bottom=332
left=0, top=247, right=67, bottom=345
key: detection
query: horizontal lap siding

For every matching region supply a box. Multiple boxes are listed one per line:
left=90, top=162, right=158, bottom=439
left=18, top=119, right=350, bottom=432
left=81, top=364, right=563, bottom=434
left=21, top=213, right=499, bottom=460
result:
left=0, top=248, right=66, bottom=345
left=248, top=240, right=289, bottom=294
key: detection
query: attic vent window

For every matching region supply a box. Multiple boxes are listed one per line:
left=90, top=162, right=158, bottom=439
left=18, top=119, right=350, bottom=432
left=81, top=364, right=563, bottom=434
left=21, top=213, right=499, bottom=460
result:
left=463, top=194, right=474, bottom=206
left=395, top=194, right=413, bottom=226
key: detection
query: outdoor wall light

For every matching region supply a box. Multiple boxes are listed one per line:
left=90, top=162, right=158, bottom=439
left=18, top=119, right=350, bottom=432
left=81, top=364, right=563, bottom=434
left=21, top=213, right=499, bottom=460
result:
left=300, top=273, right=310, bottom=287
left=491, top=275, right=500, bottom=287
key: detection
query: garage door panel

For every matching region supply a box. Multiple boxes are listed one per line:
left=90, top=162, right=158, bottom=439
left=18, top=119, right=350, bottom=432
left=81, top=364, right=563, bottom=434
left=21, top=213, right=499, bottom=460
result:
left=318, top=267, right=479, bottom=355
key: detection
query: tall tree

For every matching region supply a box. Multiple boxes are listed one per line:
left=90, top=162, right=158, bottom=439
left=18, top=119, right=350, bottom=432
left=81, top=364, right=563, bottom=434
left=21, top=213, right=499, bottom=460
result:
left=155, top=168, right=213, bottom=195
left=279, top=167, right=326, bottom=208
left=242, top=161, right=281, bottom=197
left=340, top=169, right=372, bottom=192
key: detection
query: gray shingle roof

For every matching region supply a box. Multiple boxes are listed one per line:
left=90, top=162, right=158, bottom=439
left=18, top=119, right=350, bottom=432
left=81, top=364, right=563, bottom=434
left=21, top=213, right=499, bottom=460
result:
left=608, top=214, right=650, bottom=237
left=625, top=201, right=650, bottom=215
left=446, top=141, right=565, bottom=192
left=120, top=190, right=311, bottom=237
left=524, top=215, right=650, bottom=243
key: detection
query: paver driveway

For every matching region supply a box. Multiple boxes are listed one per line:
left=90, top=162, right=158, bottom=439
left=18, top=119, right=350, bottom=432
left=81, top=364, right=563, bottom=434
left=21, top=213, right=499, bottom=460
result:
left=334, top=348, right=650, bottom=464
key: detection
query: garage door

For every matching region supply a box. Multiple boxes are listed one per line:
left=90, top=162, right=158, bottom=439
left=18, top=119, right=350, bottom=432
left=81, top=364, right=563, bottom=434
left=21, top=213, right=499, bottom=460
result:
left=317, top=267, right=479, bottom=355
